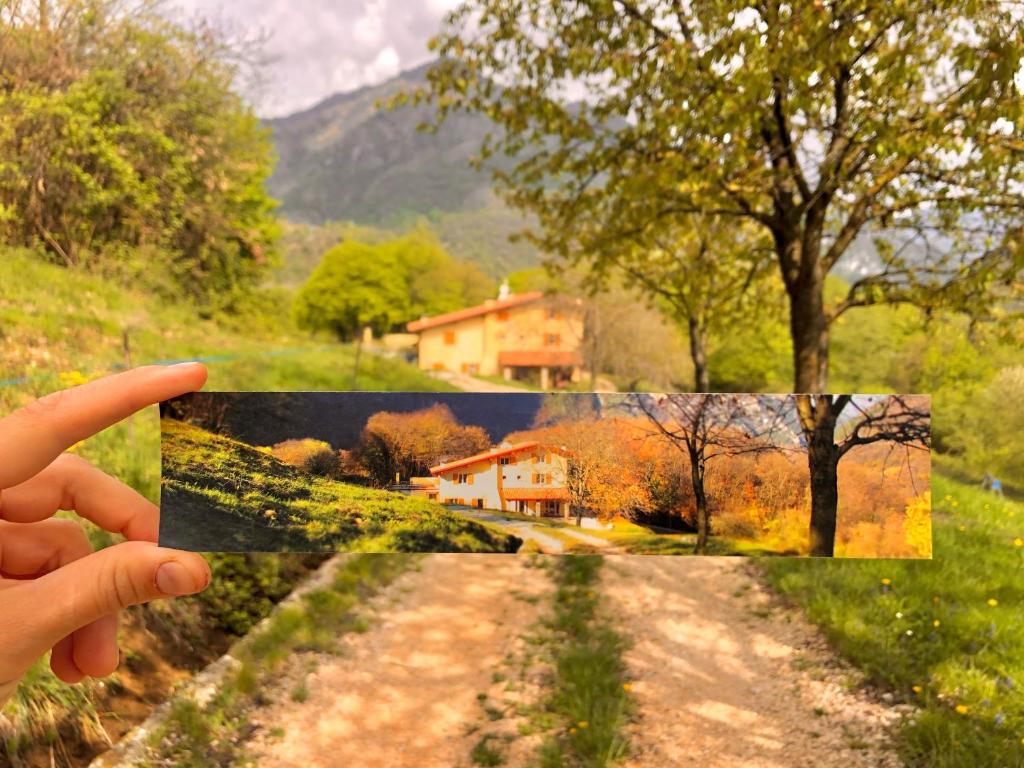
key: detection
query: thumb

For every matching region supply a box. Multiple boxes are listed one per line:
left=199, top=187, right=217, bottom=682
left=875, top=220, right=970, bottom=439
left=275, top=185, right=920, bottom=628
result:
left=22, top=541, right=210, bottom=653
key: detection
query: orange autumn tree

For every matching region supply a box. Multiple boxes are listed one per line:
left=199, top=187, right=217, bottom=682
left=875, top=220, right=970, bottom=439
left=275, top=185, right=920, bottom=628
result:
left=507, top=415, right=654, bottom=523
left=355, top=404, right=490, bottom=487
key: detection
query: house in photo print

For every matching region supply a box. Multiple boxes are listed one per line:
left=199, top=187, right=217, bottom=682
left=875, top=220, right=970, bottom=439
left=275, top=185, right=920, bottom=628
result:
left=429, top=441, right=571, bottom=517
left=407, top=287, right=584, bottom=389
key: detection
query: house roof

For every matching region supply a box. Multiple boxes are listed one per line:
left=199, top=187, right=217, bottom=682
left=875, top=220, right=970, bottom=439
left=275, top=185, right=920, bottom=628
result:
left=503, top=487, right=571, bottom=501
left=429, top=441, right=540, bottom=475
left=498, top=350, right=584, bottom=368
left=407, top=291, right=545, bottom=332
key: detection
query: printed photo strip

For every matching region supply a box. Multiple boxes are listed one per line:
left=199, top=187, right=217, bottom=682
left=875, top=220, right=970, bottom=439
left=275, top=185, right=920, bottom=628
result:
left=159, top=392, right=931, bottom=557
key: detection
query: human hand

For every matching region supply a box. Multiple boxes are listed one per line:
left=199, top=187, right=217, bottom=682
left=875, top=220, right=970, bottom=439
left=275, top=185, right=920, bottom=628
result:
left=0, top=364, right=212, bottom=707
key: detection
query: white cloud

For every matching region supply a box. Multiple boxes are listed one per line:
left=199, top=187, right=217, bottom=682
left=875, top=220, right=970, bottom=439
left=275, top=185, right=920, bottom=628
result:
left=365, top=45, right=401, bottom=81
left=161, top=1, right=450, bottom=117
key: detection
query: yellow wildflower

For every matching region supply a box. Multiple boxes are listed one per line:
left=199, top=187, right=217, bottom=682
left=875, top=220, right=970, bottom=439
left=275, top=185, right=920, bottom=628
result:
left=622, top=683, right=633, bottom=692
left=933, top=620, right=941, bottom=627
left=1014, top=537, right=1023, bottom=548
left=881, top=578, right=892, bottom=586
left=956, top=704, right=969, bottom=715
left=578, top=721, right=589, bottom=729
left=569, top=727, right=577, bottom=735
left=988, top=598, right=999, bottom=607
left=912, top=685, right=923, bottom=694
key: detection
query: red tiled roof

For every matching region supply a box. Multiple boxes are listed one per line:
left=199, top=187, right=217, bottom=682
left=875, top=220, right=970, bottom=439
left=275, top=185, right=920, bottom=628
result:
left=498, top=350, right=584, bottom=368
left=503, top=488, right=570, bottom=501
left=407, top=291, right=545, bottom=332
left=429, top=441, right=540, bottom=475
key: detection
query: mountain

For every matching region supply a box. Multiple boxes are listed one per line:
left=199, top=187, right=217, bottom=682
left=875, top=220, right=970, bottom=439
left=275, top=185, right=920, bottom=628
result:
left=266, top=62, right=542, bottom=278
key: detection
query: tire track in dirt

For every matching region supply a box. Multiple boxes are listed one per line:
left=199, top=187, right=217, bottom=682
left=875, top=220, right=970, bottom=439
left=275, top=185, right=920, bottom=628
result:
left=602, top=556, right=904, bottom=768
left=244, top=554, right=551, bottom=768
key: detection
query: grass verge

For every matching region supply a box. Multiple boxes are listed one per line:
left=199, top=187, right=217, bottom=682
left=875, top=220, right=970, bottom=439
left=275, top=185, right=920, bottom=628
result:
left=759, top=473, right=1024, bottom=767
left=146, top=554, right=415, bottom=766
left=536, top=556, right=632, bottom=767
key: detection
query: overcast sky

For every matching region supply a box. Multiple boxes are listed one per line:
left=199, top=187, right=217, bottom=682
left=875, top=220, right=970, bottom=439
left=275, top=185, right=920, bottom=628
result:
left=168, top=0, right=460, bottom=118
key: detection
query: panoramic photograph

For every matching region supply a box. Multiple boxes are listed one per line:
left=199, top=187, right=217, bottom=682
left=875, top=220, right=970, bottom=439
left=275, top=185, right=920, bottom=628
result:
left=160, top=391, right=931, bottom=557
left=1, top=0, right=1020, bottom=766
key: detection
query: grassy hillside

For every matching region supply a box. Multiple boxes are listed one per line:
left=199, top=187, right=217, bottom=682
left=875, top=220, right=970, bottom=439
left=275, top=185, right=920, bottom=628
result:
left=761, top=474, right=1024, bottom=767
left=162, top=419, right=519, bottom=553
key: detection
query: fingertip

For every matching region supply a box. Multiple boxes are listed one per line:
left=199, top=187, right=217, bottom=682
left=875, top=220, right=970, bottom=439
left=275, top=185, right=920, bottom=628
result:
left=50, top=636, right=86, bottom=684
left=71, top=615, right=120, bottom=679
left=154, top=550, right=210, bottom=596
left=163, top=361, right=208, bottom=389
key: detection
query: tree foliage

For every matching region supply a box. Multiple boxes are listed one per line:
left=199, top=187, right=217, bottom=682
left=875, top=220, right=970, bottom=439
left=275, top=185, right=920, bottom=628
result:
left=415, top=0, right=1024, bottom=391
left=0, top=0, right=279, bottom=310
left=293, top=229, right=495, bottom=340
left=354, top=404, right=491, bottom=487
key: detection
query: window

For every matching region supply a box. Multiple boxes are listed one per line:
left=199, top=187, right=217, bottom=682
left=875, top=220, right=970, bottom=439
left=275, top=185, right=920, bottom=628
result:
left=499, top=457, right=512, bottom=466
left=432, top=362, right=446, bottom=371
left=454, top=472, right=472, bottom=485
left=544, top=333, right=561, bottom=347
left=444, top=330, right=456, bottom=345
left=547, top=308, right=559, bottom=320
left=532, top=472, right=548, bottom=485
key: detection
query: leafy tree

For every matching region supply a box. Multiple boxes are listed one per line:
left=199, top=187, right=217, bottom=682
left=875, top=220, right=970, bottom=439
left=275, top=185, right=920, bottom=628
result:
left=957, top=366, right=1024, bottom=485
left=0, top=0, right=279, bottom=309
left=393, top=226, right=495, bottom=318
left=293, top=240, right=411, bottom=341
left=583, top=214, right=776, bottom=390
left=415, top=0, right=1024, bottom=392
left=294, top=230, right=495, bottom=341
left=354, top=404, right=491, bottom=486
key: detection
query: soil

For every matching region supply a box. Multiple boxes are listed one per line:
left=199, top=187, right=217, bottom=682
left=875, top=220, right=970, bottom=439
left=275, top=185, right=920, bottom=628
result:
left=601, top=556, right=905, bottom=768
left=244, top=554, right=552, bottom=768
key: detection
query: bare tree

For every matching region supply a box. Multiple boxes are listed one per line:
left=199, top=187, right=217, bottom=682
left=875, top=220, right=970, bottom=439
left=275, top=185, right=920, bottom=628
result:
left=628, top=393, right=786, bottom=554
left=794, top=395, right=931, bottom=557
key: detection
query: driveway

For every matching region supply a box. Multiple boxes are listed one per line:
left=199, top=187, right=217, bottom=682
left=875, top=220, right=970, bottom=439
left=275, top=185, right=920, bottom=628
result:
left=454, top=506, right=612, bottom=554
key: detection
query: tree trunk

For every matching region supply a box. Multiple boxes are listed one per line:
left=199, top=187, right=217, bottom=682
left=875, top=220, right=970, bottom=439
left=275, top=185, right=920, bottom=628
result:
left=689, top=447, right=709, bottom=554
left=788, top=274, right=830, bottom=393
left=350, top=332, right=364, bottom=389
left=804, top=404, right=840, bottom=557
left=687, top=315, right=710, bottom=392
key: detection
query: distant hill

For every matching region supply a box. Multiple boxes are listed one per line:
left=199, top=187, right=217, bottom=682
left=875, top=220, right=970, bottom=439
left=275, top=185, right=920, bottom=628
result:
left=266, top=62, right=542, bottom=278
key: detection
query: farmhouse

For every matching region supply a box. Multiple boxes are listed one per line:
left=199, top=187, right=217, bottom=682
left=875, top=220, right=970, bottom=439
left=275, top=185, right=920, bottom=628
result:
left=407, top=287, right=584, bottom=389
left=428, top=441, right=571, bottom=517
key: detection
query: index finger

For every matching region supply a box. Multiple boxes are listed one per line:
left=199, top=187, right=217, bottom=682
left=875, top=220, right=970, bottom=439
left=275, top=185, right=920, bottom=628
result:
left=0, top=363, right=207, bottom=490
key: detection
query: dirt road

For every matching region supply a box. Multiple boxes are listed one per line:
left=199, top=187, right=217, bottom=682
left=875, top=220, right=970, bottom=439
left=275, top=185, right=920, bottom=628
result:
left=602, top=556, right=902, bottom=768
left=245, top=554, right=551, bottom=768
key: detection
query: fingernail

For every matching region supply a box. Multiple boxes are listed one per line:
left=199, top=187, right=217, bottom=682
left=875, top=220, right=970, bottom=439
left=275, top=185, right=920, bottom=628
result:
left=156, top=562, right=202, bottom=596
left=170, top=361, right=201, bottom=369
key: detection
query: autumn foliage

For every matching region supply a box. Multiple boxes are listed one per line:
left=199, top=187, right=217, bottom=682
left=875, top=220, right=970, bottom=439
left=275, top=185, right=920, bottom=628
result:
left=354, top=404, right=491, bottom=487
left=511, top=415, right=930, bottom=557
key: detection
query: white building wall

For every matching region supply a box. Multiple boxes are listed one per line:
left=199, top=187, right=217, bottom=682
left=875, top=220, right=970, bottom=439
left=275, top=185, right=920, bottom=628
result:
left=501, top=451, right=568, bottom=491
left=436, top=459, right=502, bottom=509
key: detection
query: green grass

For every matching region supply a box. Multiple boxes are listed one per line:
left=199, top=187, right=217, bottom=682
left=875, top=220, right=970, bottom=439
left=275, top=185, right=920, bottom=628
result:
left=471, top=734, right=508, bottom=766
left=162, top=419, right=520, bottom=553
left=0, top=248, right=458, bottom=761
left=760, top=473, right=1024, bottom=767
left=149, top=554, right=413, bottom=765
left=537, top=556, right=631, bottom=767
